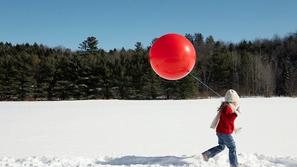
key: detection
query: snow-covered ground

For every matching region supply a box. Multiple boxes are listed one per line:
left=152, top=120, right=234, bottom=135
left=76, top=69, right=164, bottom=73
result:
left=0, top=98, right=296, bottom=166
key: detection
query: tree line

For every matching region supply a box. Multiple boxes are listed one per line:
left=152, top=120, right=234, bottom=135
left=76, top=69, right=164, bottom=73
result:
left=0, top=33, right=296, bottom=100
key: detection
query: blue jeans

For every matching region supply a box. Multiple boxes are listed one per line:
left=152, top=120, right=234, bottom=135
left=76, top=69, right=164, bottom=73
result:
left=203, top=133, right=238, bottom=167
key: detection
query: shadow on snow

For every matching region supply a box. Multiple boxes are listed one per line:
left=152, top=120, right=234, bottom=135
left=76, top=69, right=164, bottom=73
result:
left=95, top=155, right=190, bottom=166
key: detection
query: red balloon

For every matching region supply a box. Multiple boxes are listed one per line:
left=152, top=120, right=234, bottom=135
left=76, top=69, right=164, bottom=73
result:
left=149, top=33, right=196, bottom=80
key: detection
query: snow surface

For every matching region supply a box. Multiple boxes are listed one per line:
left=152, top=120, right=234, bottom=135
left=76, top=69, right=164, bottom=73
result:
left=0, top=97, right=296, bottom=166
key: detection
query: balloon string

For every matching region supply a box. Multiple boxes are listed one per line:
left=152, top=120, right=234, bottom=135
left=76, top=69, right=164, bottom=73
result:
left=189, top=73, right=222, bottom=97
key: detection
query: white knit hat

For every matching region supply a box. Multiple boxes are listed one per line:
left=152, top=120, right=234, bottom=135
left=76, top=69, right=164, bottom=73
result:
left=224, top=89, right=240, bottom=103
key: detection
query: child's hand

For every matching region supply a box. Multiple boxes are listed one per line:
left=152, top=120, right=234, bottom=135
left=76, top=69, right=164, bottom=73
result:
left=236, top=106, right=241, bottom=113
left=234, top=106, right=241, bottom=116
left=235, top=127, right=242, bottom=134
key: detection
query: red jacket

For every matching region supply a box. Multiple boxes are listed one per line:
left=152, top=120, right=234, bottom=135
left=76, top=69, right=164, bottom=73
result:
left=216, top=103, right=237, bottom=134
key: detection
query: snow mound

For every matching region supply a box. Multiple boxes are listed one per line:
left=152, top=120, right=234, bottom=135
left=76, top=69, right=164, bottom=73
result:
left=1, top=153, right=297, bottom=167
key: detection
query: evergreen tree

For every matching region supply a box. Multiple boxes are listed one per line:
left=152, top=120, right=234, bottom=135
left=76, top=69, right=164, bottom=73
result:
left=0, top=55, right=19, bottom=100
left=209, top=48, right=233, bottom=93
left=79, top=36, right=99, bottom=54
left=178, top=75, right=198, bottom=99
left=34, top=55, right=57, bottom=100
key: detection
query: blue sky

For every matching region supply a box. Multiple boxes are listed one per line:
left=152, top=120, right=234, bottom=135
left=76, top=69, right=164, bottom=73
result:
left=1, top=0, right=297, bottom=51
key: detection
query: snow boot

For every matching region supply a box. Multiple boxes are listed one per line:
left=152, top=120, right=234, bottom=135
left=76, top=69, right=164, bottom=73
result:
left=201, top=153, right=209, bottom=161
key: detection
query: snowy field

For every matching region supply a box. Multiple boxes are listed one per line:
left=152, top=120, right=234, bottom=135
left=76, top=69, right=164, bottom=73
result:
left=0, top=98, right=297, bottom=167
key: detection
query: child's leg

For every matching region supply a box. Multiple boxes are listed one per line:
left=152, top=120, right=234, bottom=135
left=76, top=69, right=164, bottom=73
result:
left=202, top=134, right=225, bottom=160
left=222, top=135, right=238, bottom=167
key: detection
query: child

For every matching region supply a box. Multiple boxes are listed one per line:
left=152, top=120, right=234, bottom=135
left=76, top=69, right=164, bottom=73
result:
left=202, top=89, right=240, bottom=167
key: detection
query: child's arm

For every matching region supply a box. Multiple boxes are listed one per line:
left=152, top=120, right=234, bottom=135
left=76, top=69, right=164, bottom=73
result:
left=234, top=106, right=241, bottom=116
